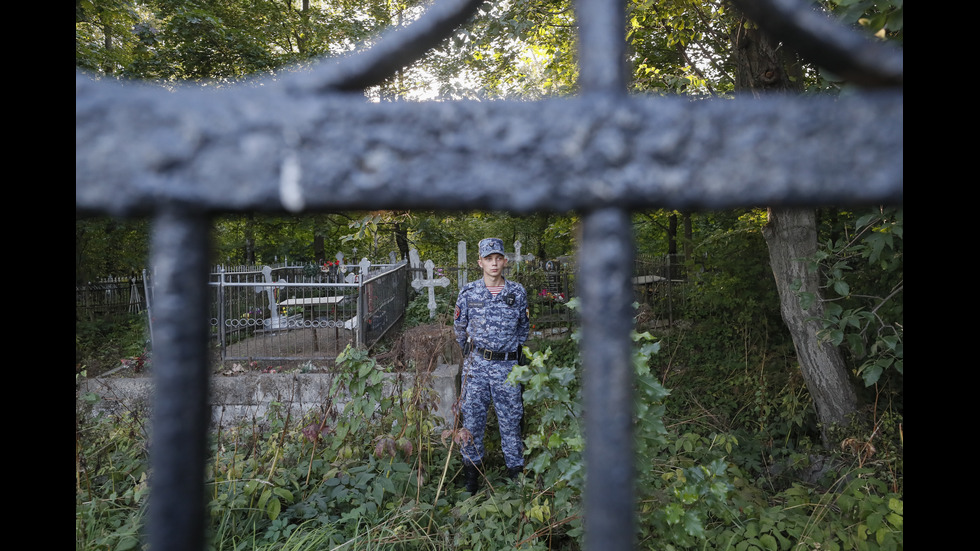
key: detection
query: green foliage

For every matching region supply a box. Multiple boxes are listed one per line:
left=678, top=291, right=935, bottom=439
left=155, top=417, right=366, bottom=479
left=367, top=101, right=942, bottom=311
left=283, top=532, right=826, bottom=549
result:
left=211, top=213, right=352, bottom=266
left=75, top=412, right=150, bottom=551
left=76, top=313, right=150, bottom=375
left=805, top=208, right=903, bottom=388
left=404, top=287, right=455, bottom=328
left=668, top=212, right=802, bottom=447
left=78, top=327, right=902, bottom=551
left=709, top=475, right=903, bottom=551
left=510, top=323, right=754, bottom=549
left=627, top=0, right=736, bottom=96
left=825, top=0, right=904, bottom=42
left=201, top=345, right=448, bottom=547
left=76, top=218, right=151, bottom=284
left=684, top=210, right=783, bottom=330
left=76, top=0, right=408, bottom=82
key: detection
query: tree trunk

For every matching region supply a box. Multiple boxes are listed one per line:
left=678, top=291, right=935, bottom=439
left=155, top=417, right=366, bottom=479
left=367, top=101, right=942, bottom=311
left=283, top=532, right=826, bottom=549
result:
left=763, top=208, right=858, bottom=442
left=313, top=233, right=326, bottom=263
left=244, top=214, right=256, bottom=264
left=732, top=13, right=859, bottom=445
left=732, top=16, right=804, bottom=97
left=393, top=223, right=409, bottom=260
left=682, top=212, right=693, bottom=260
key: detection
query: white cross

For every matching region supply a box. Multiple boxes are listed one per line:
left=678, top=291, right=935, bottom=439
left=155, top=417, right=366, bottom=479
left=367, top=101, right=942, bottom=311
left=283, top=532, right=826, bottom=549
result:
left=412, top=259, right=450, bottom=319
left=257, top=266, right=288, bottom=329
left=345, top=257, right=372, bottom=284
left=334, top=252, right=348, bottom=276
left=511, top=240, right=534, bottom=274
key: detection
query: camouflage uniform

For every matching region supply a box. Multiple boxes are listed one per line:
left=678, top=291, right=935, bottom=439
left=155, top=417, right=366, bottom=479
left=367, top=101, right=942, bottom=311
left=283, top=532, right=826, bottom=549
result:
left=454, top=242, right=530, bottom=471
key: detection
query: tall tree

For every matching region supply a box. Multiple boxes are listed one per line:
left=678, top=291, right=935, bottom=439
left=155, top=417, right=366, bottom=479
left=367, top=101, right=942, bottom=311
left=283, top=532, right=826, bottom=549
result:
left=730, top=8, right=859, bottom=442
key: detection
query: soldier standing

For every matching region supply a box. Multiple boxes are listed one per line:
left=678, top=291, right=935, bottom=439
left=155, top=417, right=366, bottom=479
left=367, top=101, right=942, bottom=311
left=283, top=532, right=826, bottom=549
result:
left=454, top=238, right=530, bottom=493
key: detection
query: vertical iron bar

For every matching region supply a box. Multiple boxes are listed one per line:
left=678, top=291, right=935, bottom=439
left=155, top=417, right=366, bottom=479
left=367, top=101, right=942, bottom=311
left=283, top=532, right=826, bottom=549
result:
left=580, top=208, right=636, bottom=551
left=148, top=209, right=212, bottom=551
left=142, top=268, right=155, bottom=347
left=575, top=0, right=627, bottom=94
left=218, top=270, right=227, bottom=361
left=357, top=277, right=365, bottom=349
left=575, top=0, right=635, bottom=548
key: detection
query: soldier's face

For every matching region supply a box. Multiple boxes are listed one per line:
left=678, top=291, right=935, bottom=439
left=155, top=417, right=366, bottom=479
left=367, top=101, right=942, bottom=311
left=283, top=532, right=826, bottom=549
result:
left=479, top=253, right=507, bottom=276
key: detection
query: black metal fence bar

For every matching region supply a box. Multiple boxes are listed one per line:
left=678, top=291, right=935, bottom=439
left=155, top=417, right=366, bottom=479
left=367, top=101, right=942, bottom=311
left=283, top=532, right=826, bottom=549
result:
left=573, top=0, right=637, bottom=546
left=581, top=209, right=637, bottom=551
left=75, top=278, right=146, bottom=321
left=148, top=210, right=211, bottom=551
left=357, top=262, right=408, bottom=348
left=75, top=90, right=903, bottom=216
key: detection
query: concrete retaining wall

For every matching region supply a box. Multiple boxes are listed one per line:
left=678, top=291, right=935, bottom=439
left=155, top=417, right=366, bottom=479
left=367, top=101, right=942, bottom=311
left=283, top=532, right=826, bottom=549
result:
left=78, top=363, right=461, bottom=429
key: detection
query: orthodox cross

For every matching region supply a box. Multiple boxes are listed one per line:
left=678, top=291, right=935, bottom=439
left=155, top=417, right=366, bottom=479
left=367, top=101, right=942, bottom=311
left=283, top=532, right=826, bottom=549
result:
left=412, top=259, right=451, bottom=319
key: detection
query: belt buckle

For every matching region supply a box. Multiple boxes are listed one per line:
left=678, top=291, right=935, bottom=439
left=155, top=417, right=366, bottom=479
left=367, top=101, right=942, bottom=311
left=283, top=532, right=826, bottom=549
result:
left=483, top=349, right=493, bottom=360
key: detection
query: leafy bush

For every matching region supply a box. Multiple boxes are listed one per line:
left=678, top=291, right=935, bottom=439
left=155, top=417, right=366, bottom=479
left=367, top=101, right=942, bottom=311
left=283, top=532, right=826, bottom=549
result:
left=75, top=411, right=150, bottom=551
left=76, top=313, right=150, bottom=376
left=403, top=287, right=455, bottom=328
left=807, top=207, right=903, bottom=390
left=77, top=328, right=902, bottom=550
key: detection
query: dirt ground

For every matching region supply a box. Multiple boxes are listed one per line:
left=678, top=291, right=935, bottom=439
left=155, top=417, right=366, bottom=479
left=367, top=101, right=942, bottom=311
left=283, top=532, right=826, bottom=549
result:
left=221, top=326, right=356, bottom=365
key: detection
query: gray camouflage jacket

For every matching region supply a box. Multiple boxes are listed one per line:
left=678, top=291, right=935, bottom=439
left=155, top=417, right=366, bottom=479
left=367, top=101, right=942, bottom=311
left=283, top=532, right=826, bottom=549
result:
left=454, top=278, right=529, bottom=354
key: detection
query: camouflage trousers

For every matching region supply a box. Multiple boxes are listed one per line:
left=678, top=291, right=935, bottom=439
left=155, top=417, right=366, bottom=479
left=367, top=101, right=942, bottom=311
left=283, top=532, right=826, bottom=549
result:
left=459, top=355, right=524, bottom=469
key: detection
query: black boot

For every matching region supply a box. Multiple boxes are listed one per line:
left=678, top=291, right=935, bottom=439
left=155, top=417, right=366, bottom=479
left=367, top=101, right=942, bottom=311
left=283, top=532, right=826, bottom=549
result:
left=507, top=466, right=523, bottom=481
left=463, top=462, right=481, bottom=494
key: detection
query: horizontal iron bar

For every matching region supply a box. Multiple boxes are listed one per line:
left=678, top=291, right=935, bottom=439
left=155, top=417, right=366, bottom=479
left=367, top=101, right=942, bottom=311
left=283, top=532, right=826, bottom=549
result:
left=76, top=74, right=903, bottom=217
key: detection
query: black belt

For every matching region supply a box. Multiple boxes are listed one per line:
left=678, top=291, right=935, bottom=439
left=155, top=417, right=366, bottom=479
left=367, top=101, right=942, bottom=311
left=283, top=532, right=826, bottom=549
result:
left=475, top=347, right=520, bottom=361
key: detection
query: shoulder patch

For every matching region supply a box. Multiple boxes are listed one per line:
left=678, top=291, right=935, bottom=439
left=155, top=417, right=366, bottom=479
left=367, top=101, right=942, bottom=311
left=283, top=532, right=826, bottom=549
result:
left=454, top=305, right=461, bottom=320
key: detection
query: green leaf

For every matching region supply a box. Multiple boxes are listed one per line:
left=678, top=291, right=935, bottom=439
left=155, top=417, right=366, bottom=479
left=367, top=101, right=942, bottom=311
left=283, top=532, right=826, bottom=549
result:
left=855, top=212, right=878, bottom=228
left=267, top=496, right=281, bottom=520
left=358, top=361, right=374, bottom=377
left=845, top=333, right=866, bottom=358
left=664, top=503, right=684, bottom=524
left=759, top=534, right=778, bottom=551
left=881, top=334, right=901, bottom=351
left=828, top=329, right=845, bottom=347
left=866, top=511, right=883, bottom=531
left=860, top=362, right=883, bottom=386
left=273, top=487, right=294, bottom=503
left=257, top=487, right=271, bottom=510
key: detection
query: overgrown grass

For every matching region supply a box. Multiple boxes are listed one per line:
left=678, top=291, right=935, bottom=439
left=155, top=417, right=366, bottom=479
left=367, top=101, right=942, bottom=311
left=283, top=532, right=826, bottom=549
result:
left=76, top=325, right=902, bottom=551
left=76, top=313, right=150, bottom=377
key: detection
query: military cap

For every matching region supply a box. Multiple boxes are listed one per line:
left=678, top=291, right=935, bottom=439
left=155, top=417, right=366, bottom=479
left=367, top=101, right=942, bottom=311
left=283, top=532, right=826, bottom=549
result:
left=479, top=238, right=505, bottom=257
